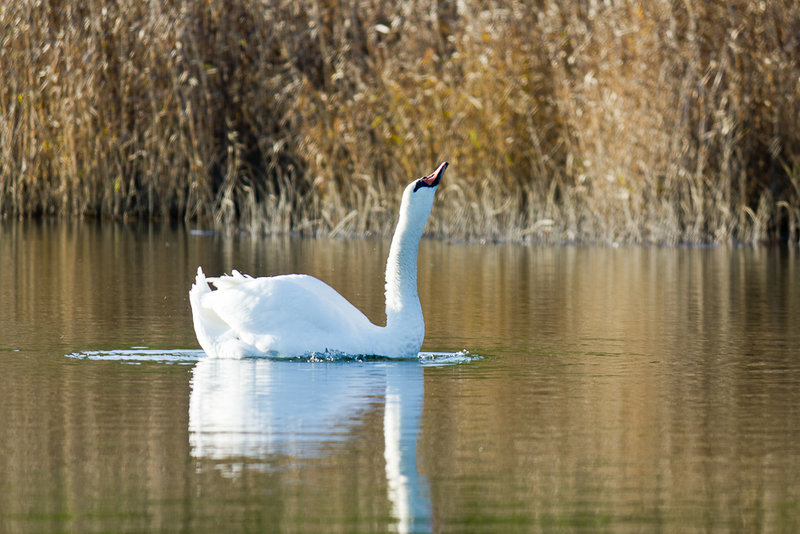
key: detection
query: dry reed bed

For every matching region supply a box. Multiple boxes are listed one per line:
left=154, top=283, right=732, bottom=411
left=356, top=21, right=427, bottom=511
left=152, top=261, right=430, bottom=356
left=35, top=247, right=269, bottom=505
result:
left=1, top=0, right=798, bottom=244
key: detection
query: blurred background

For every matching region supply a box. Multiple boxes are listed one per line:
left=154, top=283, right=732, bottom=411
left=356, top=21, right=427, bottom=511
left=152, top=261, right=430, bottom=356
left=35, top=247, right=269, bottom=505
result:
left=1, top=0, right=798, bottom=244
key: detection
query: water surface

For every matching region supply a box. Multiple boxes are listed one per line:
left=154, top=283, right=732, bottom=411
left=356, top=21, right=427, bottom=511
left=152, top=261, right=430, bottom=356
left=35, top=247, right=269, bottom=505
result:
left=1, top=221, right=799, bottom=532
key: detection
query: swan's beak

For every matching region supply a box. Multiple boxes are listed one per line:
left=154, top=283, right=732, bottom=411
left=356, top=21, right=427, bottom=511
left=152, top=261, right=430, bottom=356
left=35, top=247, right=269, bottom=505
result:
left=416, top=161, right=448, bottom=190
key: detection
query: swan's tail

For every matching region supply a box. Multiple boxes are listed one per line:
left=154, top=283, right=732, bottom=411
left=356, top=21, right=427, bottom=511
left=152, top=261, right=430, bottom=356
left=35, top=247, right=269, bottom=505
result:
left=189, top=267, right=212, bottom=303
left=189, top=267, right=209, bottom=301
left=189, top=267, right=227, bottom=357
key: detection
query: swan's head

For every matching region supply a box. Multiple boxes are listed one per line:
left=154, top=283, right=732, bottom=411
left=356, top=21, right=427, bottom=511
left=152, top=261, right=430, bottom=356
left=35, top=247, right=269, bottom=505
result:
left=400, top=161, right=448, bottom=222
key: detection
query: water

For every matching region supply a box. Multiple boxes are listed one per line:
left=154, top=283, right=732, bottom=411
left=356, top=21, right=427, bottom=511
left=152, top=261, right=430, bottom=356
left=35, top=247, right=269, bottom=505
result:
left=1, top=220, right=799, bottom=533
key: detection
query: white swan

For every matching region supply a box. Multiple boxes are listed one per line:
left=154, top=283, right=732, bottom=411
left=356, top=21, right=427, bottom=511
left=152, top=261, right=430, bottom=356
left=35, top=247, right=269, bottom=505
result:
left=189, top=161, right=448, bottom=359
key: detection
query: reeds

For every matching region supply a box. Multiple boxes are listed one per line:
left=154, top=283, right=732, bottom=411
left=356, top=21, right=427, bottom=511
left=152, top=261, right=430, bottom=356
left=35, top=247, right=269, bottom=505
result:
left=1, top=0, right=798, bottom=244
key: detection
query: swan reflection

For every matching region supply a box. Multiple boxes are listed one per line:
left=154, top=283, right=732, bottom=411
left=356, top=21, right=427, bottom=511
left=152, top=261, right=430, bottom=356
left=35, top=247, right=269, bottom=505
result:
left=189, top=358, right=430, bottom=532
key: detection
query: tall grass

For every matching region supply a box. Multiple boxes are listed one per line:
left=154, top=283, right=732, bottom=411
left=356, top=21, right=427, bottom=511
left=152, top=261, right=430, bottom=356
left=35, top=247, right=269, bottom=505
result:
left=1, top=0, right=798, bottom=244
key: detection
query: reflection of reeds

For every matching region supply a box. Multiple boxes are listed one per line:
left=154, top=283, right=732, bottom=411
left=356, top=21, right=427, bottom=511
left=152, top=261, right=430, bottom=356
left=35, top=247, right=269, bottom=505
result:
left=1, top=1, right=798, bottom=244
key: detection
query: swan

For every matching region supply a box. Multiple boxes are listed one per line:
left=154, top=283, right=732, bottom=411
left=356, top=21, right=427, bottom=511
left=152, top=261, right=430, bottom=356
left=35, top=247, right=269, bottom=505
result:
left=189, top=161, right=448, bottom=359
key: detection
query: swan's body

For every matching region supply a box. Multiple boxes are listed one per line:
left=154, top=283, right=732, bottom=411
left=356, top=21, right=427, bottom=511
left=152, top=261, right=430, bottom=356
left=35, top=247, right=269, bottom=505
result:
left=189, top=162, right=447, bottom=359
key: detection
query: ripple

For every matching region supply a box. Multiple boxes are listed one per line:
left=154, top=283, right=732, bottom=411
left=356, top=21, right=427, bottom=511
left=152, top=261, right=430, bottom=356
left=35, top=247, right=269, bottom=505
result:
left=66, top=348, right=204, bottom=364
left=419, top=350, right=482, bottom=366
left=66, top=348, right=480, bottom=366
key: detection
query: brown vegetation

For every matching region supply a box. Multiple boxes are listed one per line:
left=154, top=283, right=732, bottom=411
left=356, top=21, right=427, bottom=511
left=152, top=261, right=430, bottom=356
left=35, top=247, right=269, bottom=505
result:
left=1, top=1, right=798, bottom=244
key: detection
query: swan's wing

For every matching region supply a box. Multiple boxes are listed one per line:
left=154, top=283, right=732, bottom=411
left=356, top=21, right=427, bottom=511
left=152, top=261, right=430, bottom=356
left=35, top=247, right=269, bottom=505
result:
left=200, top=274, right=374, bottom=340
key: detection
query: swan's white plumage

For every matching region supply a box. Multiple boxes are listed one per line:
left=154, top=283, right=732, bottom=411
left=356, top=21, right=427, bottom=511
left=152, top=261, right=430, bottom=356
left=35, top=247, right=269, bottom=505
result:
left=189, top=162, right=448, bottom=359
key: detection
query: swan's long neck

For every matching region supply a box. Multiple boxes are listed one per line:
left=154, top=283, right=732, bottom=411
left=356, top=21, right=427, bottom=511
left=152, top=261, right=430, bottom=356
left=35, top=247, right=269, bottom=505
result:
left=377, top=162, right=445, bottom=356
left=384, top=203, right=426, bottom=332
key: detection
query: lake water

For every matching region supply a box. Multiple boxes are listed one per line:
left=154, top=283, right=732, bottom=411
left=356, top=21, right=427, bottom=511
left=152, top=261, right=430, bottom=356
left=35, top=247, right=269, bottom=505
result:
left=1, top=220, right=799, bottom=533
